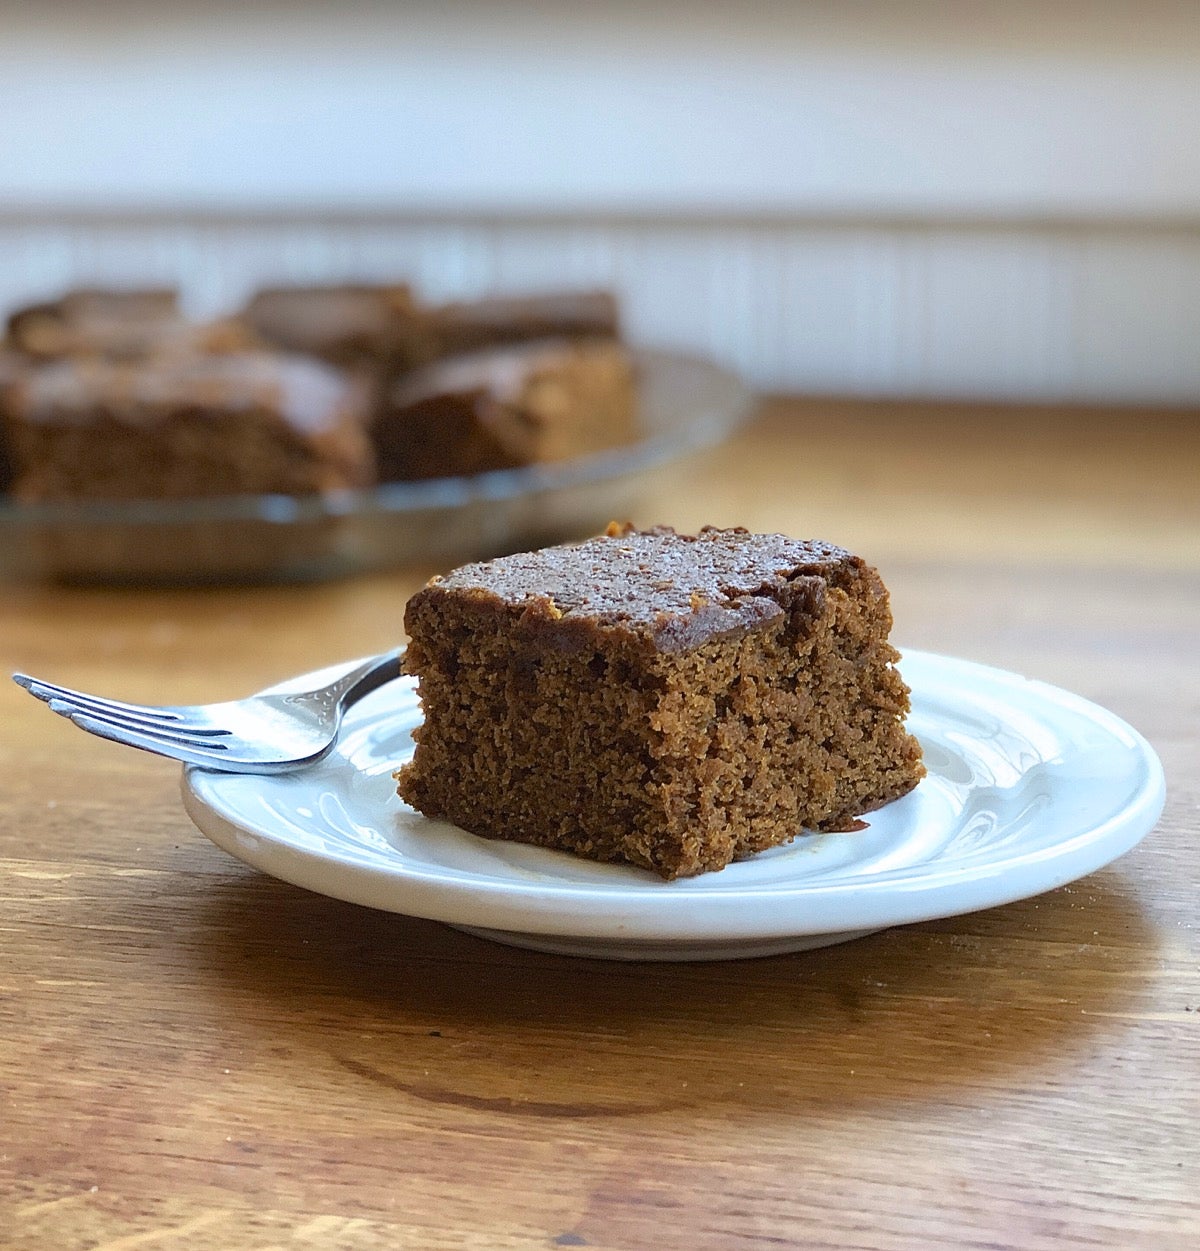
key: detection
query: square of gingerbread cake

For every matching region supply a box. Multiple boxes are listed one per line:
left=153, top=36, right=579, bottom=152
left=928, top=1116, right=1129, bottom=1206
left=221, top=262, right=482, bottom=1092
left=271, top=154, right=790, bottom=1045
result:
left=372, top=338, right=636, bottom=481
left=237, top=283, right=423, bottom=369
left=2, top=350, right=374, bottom=501
left=397, top=525, right=924, bottom=878
left=426, top=290, right=620, bottom=359
left=6, top=288, right=194, bottom=361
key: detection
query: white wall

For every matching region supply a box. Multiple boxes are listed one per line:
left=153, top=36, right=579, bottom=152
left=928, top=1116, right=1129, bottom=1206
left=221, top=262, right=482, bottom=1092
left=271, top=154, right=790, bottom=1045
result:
left=2, top=0, right=1198, bottom=402
left=3, top=0, right=1199, bottom=218
left=5, top=213, right=1197, bottom=405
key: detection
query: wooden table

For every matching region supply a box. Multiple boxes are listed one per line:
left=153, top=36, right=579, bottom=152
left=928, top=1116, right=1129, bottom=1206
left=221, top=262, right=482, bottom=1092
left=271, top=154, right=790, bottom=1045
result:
left=3, top=399, right=1198, bottom=1250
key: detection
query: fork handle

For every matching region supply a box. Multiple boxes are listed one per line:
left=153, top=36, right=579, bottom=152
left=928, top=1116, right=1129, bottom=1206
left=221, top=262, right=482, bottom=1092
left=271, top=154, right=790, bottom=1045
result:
left=330, top=648, right=406, bottom=710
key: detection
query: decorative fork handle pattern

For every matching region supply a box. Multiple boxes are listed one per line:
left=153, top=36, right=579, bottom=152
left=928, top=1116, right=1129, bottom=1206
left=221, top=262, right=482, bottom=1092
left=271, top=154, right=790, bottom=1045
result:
left=312, top=648, right=407, bottom=709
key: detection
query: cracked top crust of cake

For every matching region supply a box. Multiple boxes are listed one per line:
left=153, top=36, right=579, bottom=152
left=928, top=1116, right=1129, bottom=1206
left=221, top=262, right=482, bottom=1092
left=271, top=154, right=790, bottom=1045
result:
left=410, top=524, right=866, bottom=654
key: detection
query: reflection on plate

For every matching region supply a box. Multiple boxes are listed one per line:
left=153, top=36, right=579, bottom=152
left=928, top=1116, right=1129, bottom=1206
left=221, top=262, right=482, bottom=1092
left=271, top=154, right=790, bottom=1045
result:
left=182, top=651, right=1165, bottom=962
left=0, top=349, right=752, bottom=585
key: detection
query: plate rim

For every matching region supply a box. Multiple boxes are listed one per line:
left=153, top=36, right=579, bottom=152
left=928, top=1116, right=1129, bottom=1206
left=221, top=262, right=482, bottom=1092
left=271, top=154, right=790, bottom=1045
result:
left=182, top=649, right=1166, bottom=941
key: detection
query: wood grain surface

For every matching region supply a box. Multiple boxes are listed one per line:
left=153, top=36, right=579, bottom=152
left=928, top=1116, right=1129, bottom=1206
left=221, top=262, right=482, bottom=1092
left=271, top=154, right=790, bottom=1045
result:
left=2, top=399, right=1198, bottom=1251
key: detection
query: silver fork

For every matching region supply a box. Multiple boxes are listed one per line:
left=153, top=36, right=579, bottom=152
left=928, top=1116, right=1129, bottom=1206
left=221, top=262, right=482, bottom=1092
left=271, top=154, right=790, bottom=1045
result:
left=12, top=649, right=404, bottom=774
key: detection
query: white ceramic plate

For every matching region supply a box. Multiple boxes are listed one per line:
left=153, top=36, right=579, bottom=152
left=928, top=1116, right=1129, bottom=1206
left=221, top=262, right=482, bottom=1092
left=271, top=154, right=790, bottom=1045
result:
left=182, top=651, right=1165, bottom=961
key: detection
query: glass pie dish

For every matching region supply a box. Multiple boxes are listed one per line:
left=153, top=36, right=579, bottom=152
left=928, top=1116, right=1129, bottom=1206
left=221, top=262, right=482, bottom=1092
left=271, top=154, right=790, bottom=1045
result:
left=0, top=349, right=752, bottom=585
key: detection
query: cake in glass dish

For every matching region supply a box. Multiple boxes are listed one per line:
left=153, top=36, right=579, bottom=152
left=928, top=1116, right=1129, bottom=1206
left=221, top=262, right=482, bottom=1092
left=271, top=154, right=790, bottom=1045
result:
left=1, top=350, right=374, bottom=501
left=239, top=285, right=621, bottom=375
left=372, top=338, right=637, bottom=482
left=426, top=290, right=620, bottom=359
left=5, top=288, right=200, bottom=362
left=238, top=284, right=423, bottom=370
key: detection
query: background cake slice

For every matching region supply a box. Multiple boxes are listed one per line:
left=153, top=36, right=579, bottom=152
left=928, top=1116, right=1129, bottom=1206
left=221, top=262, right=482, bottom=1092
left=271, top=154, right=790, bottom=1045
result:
left=397, top=524, right=925, bottom=878
left=239, top=285, right=620, bottom=375
left=426, top=290, right=620, bottom=359
left=6, top=288, right=193, bottom=361
left=2, top=350, right=374, bottom=501
left=372, top=338, right=637, bottom=481
left=0, top=346, right=19, bottom=492
left=238, top=283, right=424, bottom=369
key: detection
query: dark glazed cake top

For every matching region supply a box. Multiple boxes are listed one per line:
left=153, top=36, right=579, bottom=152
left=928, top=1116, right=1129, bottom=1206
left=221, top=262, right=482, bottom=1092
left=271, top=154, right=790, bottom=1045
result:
left=6, top=288, right=188, bottom=361
left=11, top=351, right=361, bottom=434
left=417, top=525, right=861, bottom=652
left=433, top=291, right=619, bottom=346
left=241, top=284, right=416, bottom=361
left=389, top=337, right=614, bottom=408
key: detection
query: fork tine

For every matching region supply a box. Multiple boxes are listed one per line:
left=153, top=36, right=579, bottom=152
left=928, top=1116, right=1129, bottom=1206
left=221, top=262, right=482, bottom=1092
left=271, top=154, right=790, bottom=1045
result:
left=48, top=702, right=233, bottom=750
left=41, top=693, right=230, bottom=736
left=13, top=673, right=185, bottom=723
left=57, top=709, right=239, bottom=767
left=60, top=707, right=332, bottom=774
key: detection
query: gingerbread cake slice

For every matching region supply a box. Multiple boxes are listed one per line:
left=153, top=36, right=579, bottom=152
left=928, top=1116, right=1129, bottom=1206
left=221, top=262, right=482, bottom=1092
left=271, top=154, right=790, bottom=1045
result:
left=427, top=290, right=620, bottom=359
left=397, top=525, right=924, bottom=879
left=2, top=350, right=374, bottom=501
left=372, top=338, right=637, bottom=481
left=0, top=346, right=20, bottom=492
left=6, top=288, right=193, bottom=361
left=238, top=283, right=424, bottom=369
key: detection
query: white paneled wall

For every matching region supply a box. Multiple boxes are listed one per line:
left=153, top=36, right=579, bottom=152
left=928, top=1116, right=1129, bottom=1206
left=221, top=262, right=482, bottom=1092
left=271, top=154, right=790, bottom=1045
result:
left=2, top=213, right=1198, bottom=403
left=2, top=0, right=1198, bottom=402
left=3, top=1, right=1200, bottom=219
